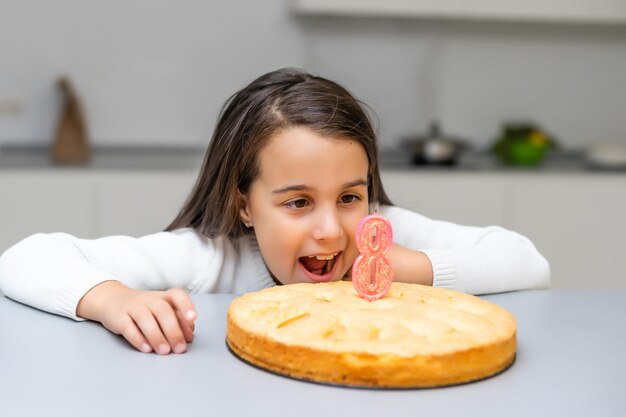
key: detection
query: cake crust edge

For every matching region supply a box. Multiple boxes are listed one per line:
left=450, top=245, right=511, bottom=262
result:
left=226, top=311, right=516, bottom=388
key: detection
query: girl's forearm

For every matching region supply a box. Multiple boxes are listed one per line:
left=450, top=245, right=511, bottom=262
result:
left=388, top=244, right=433, bottom=286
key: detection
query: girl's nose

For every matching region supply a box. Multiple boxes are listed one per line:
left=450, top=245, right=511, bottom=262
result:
left=312, top=207, right=344, bottom=241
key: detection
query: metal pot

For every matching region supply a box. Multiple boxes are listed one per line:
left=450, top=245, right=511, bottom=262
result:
left=401, top=121, right=467, bottom=166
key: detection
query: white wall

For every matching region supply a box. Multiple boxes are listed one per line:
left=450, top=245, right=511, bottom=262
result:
left=1, top=1, right=626, bottom=149
left=299, top=17, right=626, bottom=148
left=438, top=22, right=626, bottom=148
left=0, top=0, right=304, bottom=147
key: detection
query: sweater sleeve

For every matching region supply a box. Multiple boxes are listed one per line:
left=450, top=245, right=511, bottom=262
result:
left=0, top=229, right=235, bottom=321
left=381, top=205, right=551, bottom=294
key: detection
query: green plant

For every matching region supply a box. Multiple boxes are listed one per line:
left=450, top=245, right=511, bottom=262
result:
left=491, top=123, right=557, bottom=166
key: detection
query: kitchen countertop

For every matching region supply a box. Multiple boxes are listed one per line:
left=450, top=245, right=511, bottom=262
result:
left=1, top=144, right=622, bottom=173
left=0, top=145, right=205, bottom=171
left=0, top=289, right=624, bottom=416
left=379, top=147, right=625, bottom=172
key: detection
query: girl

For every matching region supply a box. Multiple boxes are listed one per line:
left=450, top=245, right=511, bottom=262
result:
left=0, top=68, right=550, bottom=355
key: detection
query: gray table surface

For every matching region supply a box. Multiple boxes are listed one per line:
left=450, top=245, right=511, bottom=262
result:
left=1, top=289, right=624, bottom=417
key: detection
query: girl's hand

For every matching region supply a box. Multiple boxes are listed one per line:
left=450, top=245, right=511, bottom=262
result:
left=77, top=281, right=197, bottom=355
left=386, top=243, right=434, bottom=286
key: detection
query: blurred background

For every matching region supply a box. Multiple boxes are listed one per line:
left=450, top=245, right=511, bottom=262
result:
left=1, top=0, right=625, bottom=289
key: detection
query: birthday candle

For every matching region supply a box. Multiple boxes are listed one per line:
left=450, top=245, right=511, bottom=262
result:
left=352, top=213, right=394, bottom=301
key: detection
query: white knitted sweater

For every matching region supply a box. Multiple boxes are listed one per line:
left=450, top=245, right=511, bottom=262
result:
left=0, top=205, right=550, bottom=321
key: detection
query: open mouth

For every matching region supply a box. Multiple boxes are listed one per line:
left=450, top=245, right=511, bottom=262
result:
left=298, top=252, right=341, bottom=283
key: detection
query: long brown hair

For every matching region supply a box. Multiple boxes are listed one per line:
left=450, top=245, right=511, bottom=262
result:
left=166, top=68, right=392, bottom=238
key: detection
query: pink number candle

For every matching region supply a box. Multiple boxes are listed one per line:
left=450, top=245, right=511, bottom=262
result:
left=352, top=213, right=394, bottom=301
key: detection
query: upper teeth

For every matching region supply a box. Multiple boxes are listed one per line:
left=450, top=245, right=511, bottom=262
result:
left=309, top=253, right=337, bottom=260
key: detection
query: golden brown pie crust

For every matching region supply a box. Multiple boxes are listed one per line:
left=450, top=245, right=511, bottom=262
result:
left=227, top=281, right=516, bottom=388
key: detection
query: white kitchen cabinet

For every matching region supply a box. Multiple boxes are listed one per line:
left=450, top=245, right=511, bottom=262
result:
left=95, top=172, right=196, bottom=237
left=0, top=172, right=96, bottom=246
left=1, top=169, right=625, bottom=290
left=382, top=170, right=626, bottom=289
left=381, top=171, right=507, bottom=227
left=0, top=170, right=197, bottom=253
left=292, top=0, right=626, bottom=24
left=509, top=174, right=626, bottom=289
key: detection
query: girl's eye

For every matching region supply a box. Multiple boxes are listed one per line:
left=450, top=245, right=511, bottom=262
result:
left=285, top=198, right=309, bottom=209
left=340, top=194, right=361, bottom=205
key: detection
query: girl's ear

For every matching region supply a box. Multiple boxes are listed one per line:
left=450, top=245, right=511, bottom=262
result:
left=237, top=192, right=253, bottom=228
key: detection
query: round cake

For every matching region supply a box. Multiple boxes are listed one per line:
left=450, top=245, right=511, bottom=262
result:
left=226, top=281, right=516, bottom=388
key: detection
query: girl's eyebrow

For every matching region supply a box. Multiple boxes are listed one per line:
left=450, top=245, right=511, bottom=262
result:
left=272, top=179, right=368, bottom=194
left=343, top=179, right=369, bottom=189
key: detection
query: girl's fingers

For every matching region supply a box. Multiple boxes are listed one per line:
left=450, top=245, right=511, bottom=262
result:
left=166, top=288, right=197, bottom=323
left=149, top=299, right=187, bottom=354
left=108, top=289, right=196, bottom=355
left=129, top=305, right=172, bottom=355
left=176, top=309, right=194, bottom=343
left=166, top=289, right=197, bottom=344
left=119, top=315, right=153, bottom=353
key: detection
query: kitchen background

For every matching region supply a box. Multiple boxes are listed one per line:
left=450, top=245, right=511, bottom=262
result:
left=1, top=0, right=625, bottom=290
